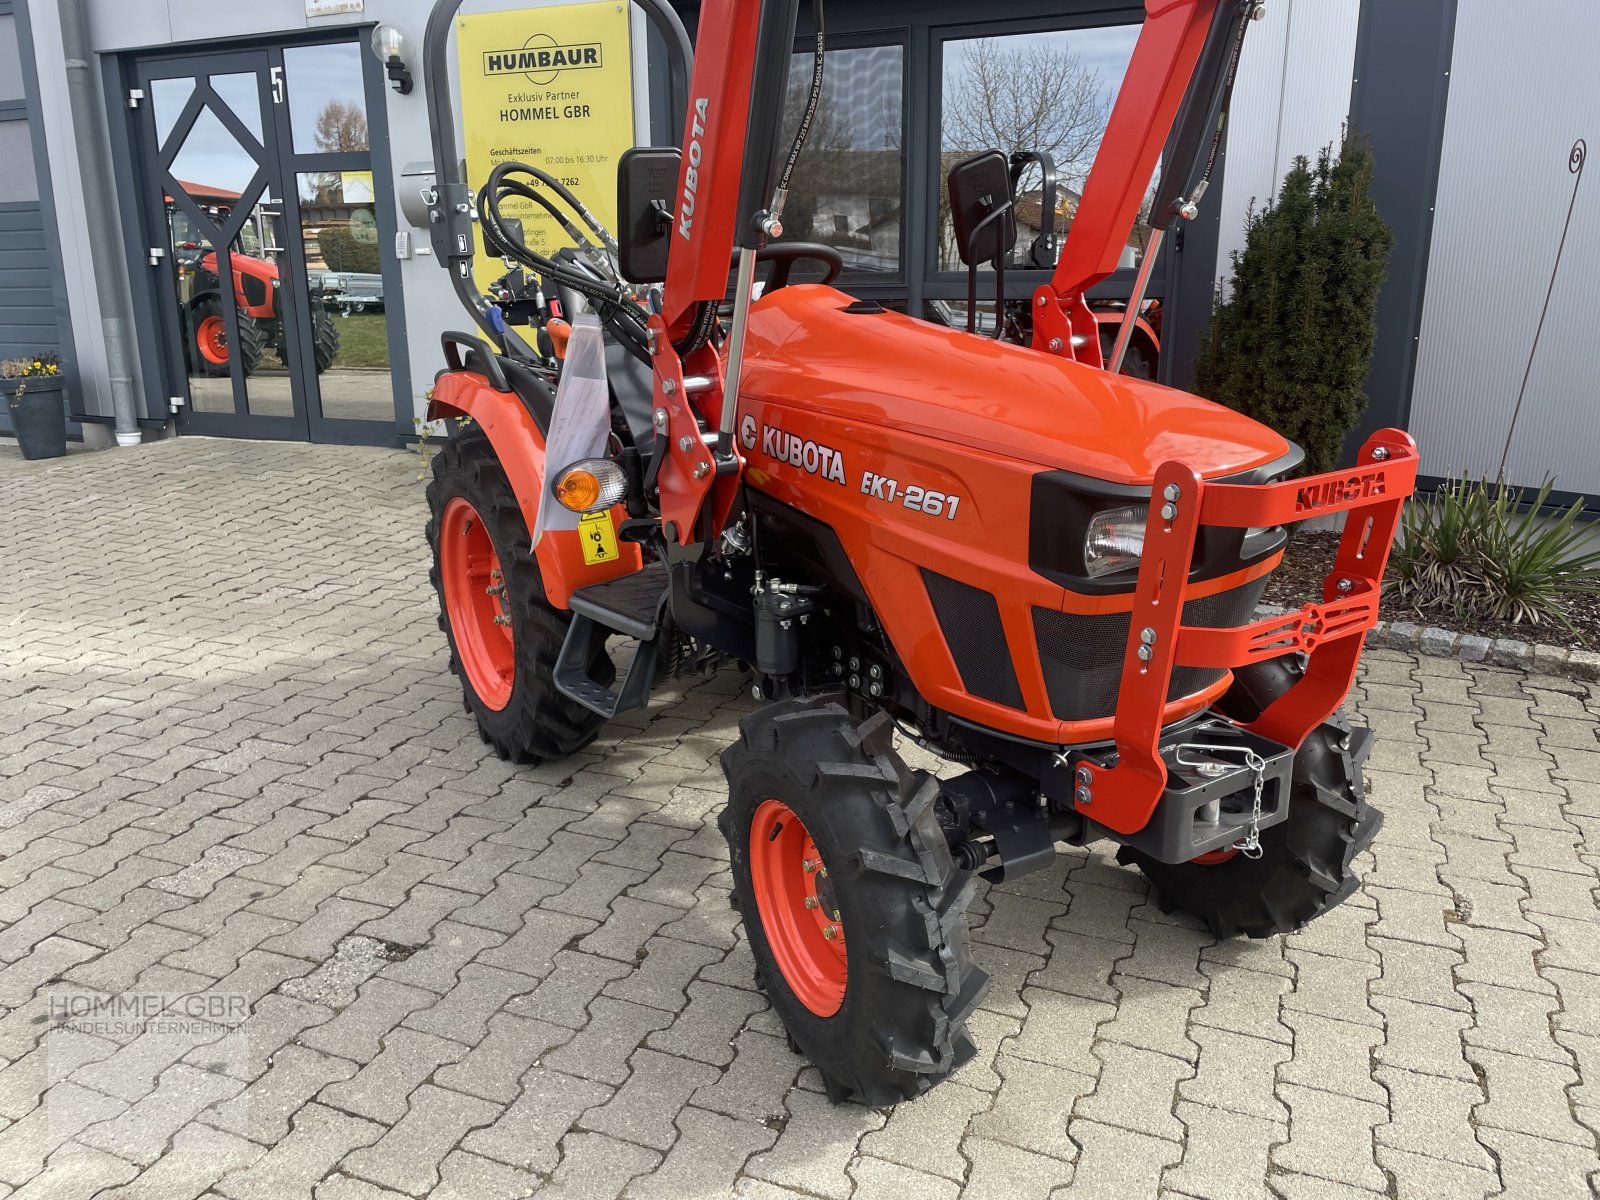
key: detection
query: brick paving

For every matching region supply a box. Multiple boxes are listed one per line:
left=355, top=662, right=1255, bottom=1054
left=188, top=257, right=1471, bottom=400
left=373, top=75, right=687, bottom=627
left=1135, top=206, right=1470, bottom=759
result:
left=2, top=435, right=1599, bottom=1199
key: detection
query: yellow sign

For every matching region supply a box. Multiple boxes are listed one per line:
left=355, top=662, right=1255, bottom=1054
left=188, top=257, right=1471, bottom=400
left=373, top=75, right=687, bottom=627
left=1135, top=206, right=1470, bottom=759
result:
left=457, top=3, right=634, bottom=290
left=579, top=511, right=620, bottom=566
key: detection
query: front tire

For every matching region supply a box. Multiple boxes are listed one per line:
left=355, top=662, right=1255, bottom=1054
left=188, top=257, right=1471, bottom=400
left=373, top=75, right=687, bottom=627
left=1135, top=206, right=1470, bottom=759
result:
left=1117, top=658, right=1382, bottom=938
left=426, top=429, right=612, bottom=763
left=312, top=308, right=342, bottom=374
left=719, top=698, right=988, bottom=1105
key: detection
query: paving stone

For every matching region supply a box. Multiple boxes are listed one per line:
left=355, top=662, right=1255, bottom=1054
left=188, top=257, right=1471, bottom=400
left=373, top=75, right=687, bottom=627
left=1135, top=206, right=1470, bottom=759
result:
left=188, top=993, right=334, bottom=1082
left=206, top=1043, right=360, bottom=1143
left=1004, top=988, right=1115, bottom=1070
left=0, top=1080, right=125, bottom=1185
left=744, top=1089, right=885, bottom=1200
left=603, top=935, right=723, bottom=1012
left=690, top=1029, right=802, bottom=1122
left=1270, top=1084, right=1389, bottom=1193
left=1073, top=1042, right=1190, bottom=1141
left=1178, top=1025, right=1290, bottom=1123
left=1027, top=929, right=1125, bottom=1003
left=968, top=1055, right=1088, bottom=1163
left=1191, top=962, right=1293, bottom=1044
left=1369, top=995, right=1476, bottom=1082
left=278, top=936, right=393, bottom=1009
left=80, top=1062, right=243, bottom=1165
left=960, top=1137, right=1071, bottom=1200
left=623, top=1106, right=775, bottom=1199
left=427, top=1151, right=541, bottom=1200
left=298, top=978, right=436, bottom=1065
left=320, top=1028, right=467, bottom=1124
left=1277, top=1008, right=1386, bottom=1104
left=1465, top=1044, right=1591, bottom=1146
left=578, top=1047, right=720, bottom=1151
left=0, top=1028, right=119, bottom=1120
left=97, top=1124, right=267, bottom=1200
left=506, top=949, right=635, bottom=1029
left=536, top=1130, right=660, bottom=1200
left=1476, top=1126, right=1600, bottom=1199
left=540, top=997, right=676, bottom=1086
left=1164, top=1102, right=1282, bottom=1200
left=847, top=1156, right=961, bottom=1200
left=432, top=1012, right=572, bottom=1103
left=1367, top=937, right=1468, bottom=1012
left=213, top=1102, right=383, bottom=1200
left=646, top=980, right=766, bottom=1066
left=5, top=1141, right=138, bottom=1200
left=1283, top=950, right=1383, bottom=1028
left=1063, top=1118, right=1181, bottom=1200
left=341, top=1083, right=502, bottom=1196
left=463, top=1066, right=612, bottom=1174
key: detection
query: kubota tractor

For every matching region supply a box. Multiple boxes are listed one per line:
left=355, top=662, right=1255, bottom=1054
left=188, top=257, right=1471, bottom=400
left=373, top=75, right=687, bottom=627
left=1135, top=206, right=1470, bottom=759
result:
left=418, top=0, right=1416, bottom=1104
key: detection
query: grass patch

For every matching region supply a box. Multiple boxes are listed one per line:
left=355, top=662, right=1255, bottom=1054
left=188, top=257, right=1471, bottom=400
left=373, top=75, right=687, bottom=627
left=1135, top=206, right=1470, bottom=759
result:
left=331, top=312, right=391, bottom=370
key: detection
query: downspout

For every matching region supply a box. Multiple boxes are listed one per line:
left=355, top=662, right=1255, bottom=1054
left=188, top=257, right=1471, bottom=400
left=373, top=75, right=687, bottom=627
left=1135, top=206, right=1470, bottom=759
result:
left=59, top=0, right=141, bottom=447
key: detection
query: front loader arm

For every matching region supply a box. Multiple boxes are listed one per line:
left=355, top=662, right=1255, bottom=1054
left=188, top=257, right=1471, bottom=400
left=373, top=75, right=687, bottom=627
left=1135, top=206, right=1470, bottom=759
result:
left=1036, top=0, right=1252, bottom=368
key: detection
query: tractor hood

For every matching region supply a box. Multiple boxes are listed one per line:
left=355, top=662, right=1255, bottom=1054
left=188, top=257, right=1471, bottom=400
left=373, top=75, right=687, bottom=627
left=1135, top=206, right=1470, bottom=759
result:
left=741, top=285, right=1291, bottom=486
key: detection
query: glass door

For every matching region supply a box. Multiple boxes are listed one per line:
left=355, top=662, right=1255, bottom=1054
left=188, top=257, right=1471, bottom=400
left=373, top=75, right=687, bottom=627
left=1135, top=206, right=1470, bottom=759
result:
left=137, top=50, right=303, bottom=438
left=133, top=38, right=400, bottom=443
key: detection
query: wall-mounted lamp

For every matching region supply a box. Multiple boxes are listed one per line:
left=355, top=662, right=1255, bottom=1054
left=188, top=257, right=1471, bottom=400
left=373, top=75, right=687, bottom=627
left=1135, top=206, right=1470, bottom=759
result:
left=371, top=24, right=414, bottom=95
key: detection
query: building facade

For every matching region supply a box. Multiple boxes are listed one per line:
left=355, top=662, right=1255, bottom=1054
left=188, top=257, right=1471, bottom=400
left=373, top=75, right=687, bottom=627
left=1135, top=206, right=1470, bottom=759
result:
left=1, top=0, right=1590, bottom=499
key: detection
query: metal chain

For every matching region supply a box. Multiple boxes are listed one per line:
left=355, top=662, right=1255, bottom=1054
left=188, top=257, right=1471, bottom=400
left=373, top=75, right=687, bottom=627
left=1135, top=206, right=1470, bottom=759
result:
left=1174, top=743, right=1267, bottom=858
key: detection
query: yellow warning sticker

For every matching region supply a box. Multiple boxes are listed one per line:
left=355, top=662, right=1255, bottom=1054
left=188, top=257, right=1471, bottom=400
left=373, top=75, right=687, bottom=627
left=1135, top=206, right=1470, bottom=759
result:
left=579, top=511, right=620, bottom=566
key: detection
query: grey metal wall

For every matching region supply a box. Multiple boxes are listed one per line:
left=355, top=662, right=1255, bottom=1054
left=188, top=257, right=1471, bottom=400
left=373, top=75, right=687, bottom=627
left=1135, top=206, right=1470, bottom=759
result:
left=0, top=0, right=77, bottom=436
left=1410, top=0, right=1598, bottom=493
left=1214, top=0, right=1360, bottom=288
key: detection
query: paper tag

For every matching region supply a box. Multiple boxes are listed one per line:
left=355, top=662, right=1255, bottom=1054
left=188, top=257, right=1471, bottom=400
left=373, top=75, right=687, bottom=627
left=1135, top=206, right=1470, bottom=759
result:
left=532, top=314, right=611, bottom=547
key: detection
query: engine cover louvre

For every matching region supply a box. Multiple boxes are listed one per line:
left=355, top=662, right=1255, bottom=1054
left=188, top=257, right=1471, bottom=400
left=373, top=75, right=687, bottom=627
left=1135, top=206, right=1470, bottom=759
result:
left=921, top=569, right=1026, bottom=711
left=1033, top=577, right=1269, bottom=722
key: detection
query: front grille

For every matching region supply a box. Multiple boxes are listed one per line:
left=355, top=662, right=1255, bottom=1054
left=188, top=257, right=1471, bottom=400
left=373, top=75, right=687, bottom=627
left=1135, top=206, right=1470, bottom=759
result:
left=1033, top=577, right=1268, bottom=722
left=922, top=569, right=1025, bottom=709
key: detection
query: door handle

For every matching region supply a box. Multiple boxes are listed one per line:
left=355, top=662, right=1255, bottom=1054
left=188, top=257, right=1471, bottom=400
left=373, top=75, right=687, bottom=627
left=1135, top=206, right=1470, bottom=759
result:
left=148, top=247, right=167, bottom=267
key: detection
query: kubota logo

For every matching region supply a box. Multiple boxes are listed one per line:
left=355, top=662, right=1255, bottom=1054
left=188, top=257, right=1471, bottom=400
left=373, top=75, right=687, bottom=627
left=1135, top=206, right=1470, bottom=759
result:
left=1295, top=469, right=1387, bottom=513
left=482, top=35, right=602, bottom=85
left=679, top=98, right=710, bottom=241
left=740, top=415, right=757, bottom=450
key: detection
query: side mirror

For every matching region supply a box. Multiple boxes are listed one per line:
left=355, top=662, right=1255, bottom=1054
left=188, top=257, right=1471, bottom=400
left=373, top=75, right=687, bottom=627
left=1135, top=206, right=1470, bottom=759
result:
left=947, top=151, right=1017, bottom=269
left=617, top=147, right=681, bottom=284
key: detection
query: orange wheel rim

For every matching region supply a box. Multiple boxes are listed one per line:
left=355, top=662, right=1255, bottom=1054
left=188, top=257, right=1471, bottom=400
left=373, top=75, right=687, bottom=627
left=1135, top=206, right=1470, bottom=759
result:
left=197, top=316, right=230, bottom=365
left=1192, top=847, right=1239, bottom=865
left=749, top=798, right=847, bottom=1017
left=440, top=497, right=514, bottom=711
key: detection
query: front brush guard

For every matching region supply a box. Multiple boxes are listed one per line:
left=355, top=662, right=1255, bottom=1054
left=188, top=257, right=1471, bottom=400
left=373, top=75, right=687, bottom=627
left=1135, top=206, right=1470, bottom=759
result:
left=1077, top=428, right=1419, bottom=837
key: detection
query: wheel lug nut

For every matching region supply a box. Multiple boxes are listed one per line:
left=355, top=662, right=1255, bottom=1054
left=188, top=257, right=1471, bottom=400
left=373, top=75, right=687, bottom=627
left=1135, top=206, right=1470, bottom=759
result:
left=804, top=896, right=818, bottom=909
left=823, top=924, right=838, bottom=940
left=802, top=858, right=817, bottom=873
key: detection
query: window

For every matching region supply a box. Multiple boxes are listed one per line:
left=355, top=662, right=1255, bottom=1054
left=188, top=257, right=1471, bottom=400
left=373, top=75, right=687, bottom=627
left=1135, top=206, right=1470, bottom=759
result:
left=778, top=44, right=906, bottom=279
left=283, top=43, right=369, bottom=155
left=938, top=24, right=1145, bottom=272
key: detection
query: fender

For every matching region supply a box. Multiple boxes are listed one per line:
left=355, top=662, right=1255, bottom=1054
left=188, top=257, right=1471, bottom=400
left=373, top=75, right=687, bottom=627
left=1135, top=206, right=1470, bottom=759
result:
left=428, top=370, right=642, bottom=607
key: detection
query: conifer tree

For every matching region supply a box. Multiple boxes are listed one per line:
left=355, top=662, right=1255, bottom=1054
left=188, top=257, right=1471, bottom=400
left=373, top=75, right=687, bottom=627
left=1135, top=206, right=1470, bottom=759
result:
left=1195, top=134, right=1392, bottom=476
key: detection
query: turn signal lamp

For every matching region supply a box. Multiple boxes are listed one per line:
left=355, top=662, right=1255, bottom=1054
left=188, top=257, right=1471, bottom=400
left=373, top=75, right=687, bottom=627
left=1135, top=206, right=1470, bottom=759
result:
left=1084, top=504, right=1148, bottom=578
left=554, top=459, right=627, bottom=514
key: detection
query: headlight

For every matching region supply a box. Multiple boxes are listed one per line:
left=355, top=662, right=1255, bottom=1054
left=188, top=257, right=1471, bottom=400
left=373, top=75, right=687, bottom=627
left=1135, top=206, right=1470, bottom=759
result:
left=1085, top=504, right=1148, bottom=578
left=553, top=459, right=627, bottom=514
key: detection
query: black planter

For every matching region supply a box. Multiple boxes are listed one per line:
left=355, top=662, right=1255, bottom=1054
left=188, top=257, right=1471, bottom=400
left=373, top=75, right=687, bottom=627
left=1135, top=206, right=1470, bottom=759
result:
left=3, top=378, right=68, bottom=461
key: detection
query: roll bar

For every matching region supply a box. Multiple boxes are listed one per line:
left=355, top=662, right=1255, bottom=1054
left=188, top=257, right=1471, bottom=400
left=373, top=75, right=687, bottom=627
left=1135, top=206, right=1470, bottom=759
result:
left=421, top=0, right=695, bottom=343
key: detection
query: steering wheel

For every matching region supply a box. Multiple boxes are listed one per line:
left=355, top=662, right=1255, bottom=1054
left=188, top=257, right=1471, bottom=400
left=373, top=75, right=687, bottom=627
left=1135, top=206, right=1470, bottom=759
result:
left=733, top=242, right=845, bottom=293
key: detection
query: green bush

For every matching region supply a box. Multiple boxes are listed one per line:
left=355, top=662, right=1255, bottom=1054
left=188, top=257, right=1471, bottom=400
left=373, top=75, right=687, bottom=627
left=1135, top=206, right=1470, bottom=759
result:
left=1195, top=134, right=1393, bottom=477
left=318, top=226, right=380, bottom=275
left=1389, top=478, right=1600, bottom=632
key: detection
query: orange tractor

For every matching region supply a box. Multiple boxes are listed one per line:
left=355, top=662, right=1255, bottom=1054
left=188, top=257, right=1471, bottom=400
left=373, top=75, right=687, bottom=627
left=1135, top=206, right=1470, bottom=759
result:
left=419, top=0, right=1415, bottom=1104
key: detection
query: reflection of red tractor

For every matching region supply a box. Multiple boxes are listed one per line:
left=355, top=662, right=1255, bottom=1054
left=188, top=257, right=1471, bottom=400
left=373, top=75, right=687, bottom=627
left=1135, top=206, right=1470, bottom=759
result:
left=169, top=200, right=341, bottom=378
left=182, top=248, right=342, bottom=378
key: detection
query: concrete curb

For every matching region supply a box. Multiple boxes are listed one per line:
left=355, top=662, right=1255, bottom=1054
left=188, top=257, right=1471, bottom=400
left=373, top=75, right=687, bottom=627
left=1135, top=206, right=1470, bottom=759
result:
left=1254, top=605, right=1600, bottom=683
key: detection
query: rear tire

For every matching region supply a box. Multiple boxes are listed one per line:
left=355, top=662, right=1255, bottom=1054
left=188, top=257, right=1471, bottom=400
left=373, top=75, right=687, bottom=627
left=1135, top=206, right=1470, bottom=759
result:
left=1099, top=328, right=1154, bottom=380
left=191, top=297, right=267, bottom=378
left=426, top=428, right=612, bottom=763
left=719, top=698, right=988, bottom=1106
left=1117, top=658, right=1382, bottom=938
left=312, top=308, right=342, bottom=374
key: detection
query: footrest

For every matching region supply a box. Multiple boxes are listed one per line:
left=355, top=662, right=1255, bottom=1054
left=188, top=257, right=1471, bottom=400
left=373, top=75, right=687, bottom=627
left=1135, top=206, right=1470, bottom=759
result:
left=568, top=563, right=669, bottom=640
left=555, top=564, right=669, bottom=719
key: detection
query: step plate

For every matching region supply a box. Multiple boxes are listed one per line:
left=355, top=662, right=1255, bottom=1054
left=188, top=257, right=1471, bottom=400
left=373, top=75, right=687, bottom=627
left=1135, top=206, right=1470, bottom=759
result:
left=568, top=562, right=668, bottom=641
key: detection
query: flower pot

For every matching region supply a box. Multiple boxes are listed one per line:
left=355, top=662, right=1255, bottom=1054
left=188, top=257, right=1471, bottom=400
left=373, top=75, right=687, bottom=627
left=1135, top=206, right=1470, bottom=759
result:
left=3, top=377, right=68, bottom=461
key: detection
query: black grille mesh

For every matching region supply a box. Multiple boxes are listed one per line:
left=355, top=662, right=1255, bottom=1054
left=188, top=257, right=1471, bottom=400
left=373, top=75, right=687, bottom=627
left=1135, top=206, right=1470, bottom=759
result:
left=922, top=570, right=1026, bottom=710
left=1033, top=577, right=1269, bottom=722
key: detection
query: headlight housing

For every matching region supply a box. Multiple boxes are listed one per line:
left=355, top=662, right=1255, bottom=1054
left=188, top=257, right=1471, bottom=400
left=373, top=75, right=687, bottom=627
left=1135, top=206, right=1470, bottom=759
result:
left=1084, top=504, right=1148, bottom=578
left=553, top=459, right=627, bottom=514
